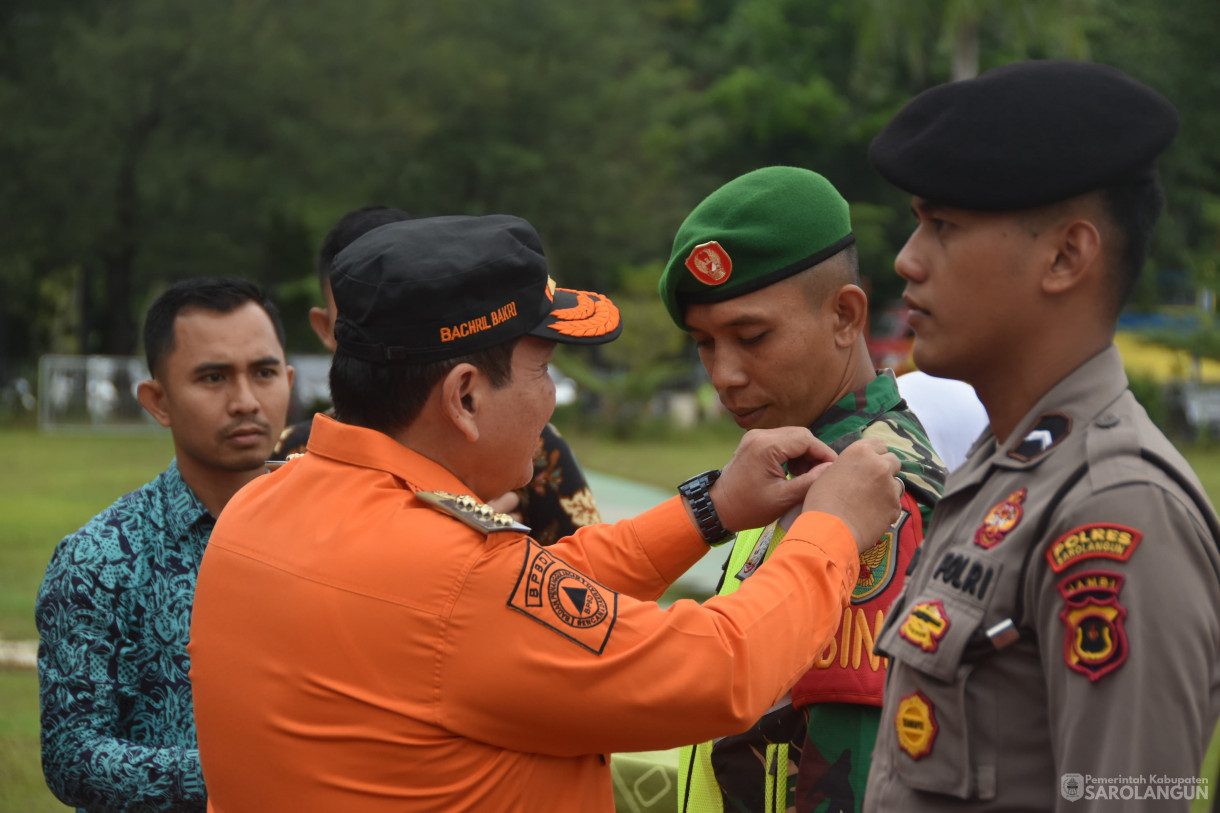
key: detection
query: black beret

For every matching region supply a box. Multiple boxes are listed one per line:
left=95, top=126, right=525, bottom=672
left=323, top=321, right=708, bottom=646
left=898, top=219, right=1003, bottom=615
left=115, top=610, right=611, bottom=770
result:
left=869, top=60, right=1179, bottom=210
left=330, top=215, right=621, bottom=365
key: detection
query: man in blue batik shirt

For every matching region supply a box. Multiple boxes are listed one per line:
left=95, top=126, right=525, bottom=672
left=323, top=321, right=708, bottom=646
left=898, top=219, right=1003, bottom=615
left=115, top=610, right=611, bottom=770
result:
left=35, top=278, right=293, bottom=812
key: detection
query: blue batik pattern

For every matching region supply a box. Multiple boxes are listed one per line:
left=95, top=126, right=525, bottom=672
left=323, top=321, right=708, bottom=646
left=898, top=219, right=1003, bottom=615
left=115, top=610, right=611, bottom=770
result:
left=36, top=460, right=212, bottom=812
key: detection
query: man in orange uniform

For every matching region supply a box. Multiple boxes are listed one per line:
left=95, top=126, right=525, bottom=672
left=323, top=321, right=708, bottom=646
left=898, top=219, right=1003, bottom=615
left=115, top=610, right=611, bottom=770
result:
left=188, top=214, right=903, bottom=812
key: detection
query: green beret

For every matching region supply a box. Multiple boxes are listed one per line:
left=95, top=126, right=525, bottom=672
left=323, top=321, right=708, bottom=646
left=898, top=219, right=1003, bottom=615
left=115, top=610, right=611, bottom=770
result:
left=659, top=166, right=855, bottom=329
left=868, top=60, right=1179, bottom=211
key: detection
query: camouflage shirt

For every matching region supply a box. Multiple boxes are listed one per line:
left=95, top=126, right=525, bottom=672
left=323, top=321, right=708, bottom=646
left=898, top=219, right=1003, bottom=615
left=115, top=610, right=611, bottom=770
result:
left=679, top=371, right=947, bottom=813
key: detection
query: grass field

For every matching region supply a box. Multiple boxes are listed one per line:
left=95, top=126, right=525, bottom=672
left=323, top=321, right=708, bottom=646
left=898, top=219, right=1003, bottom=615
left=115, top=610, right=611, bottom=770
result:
left=0, top=428, right=177, bottom=812
left=4, top=424, right=1220, bottom=809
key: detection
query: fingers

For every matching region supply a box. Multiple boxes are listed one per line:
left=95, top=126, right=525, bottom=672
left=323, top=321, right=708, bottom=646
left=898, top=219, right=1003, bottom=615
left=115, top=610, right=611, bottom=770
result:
left=782, top=459, right=834, bottom=495
left=801, top=439, right=904, bottom=552
left=712, top=428, right=837, bottom=532
left=488, top=490, right=523, bottom=522
left=733, top=427, right=837, bottom=473
left=704, top=429, right=901, bottom=541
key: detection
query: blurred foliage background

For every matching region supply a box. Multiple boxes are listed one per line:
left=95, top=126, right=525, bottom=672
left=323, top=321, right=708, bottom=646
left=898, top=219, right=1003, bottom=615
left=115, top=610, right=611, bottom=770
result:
left=1, top=0, right=1218, bottom=392
left=4, top=6, right=1220, bottom=807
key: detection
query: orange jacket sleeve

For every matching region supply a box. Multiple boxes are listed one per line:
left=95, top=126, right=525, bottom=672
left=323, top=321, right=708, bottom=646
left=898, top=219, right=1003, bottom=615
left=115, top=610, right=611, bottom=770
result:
left=543, top=497, right=716, bottom=601
left=437, top=503, right=860, bottom=756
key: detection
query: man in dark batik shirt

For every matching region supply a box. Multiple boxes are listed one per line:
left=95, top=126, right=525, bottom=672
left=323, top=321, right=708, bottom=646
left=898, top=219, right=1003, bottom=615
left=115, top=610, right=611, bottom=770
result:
left=37, top=278, right=293, bottom=812
left=276, top=205, right=601, bottom=543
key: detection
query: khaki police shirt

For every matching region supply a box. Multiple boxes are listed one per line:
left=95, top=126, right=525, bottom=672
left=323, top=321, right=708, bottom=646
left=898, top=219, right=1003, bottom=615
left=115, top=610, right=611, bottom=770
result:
left=865, top=345, right=1220, bottom=812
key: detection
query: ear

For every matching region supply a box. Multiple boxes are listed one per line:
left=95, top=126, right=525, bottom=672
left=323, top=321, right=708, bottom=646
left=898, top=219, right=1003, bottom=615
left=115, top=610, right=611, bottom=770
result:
left=136, top=379, right=172, bottom=428
left=1043, top=219, right=1103, bottom=296
left=308, top=307, right=338, bottom=352
left=438, top=363, right=482, bottom=442
left=831, top=284, right=870, bottom=348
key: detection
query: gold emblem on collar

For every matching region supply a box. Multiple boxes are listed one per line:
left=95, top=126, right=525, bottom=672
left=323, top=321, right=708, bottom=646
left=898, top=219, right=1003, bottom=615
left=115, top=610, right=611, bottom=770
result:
left=415, top=490, right=531, bottom=536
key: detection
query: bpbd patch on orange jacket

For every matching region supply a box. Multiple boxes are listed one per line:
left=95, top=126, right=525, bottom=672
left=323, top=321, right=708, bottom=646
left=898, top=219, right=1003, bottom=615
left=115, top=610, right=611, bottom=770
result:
left=973, top=487, right=1026, bottom=549
left=898, top=599, right=950, bottom=653
left=1058, top=570, right=1128, bottom=682
left=508, top=541, right=618, bottom=654
left=1045, top=523, right=1142, bottom=573
left=895, top=691, right=937, bottom=760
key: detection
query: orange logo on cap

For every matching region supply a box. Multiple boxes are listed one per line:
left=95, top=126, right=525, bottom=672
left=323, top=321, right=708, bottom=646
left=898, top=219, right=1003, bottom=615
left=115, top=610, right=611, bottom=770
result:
left=685, top=241, right=732, bottom=286
left=548, top=291, right=621, bottom=338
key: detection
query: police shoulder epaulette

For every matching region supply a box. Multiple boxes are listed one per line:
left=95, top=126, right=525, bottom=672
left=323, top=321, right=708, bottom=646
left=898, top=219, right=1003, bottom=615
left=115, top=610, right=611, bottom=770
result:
left=415, top=490, right=531, bottom=535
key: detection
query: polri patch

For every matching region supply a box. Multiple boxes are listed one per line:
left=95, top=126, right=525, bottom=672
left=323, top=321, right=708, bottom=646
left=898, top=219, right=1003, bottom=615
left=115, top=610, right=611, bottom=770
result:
left=508, top=541, right=618, bottom=654
left=1058, top=570, right=1128, bottom=682
left=930, top=551, right=997, bottom=601
left=895, top=691, right=938, bottom=760
left=685, top=240, right=733, bottom=286
left=974, top=488, right=1026, bottom=549
left=898, top=600, right=950, bottom=653
left=1045, top=523, right=1142, bottom=573
left=1009, top=412, right=1071, bottom=462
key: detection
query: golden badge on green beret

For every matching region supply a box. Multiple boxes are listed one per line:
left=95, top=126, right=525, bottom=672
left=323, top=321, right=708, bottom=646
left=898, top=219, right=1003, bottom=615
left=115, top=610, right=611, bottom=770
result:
left=659, top=165, right=854, bottom=329
left=685, top=240, right=733, bottom=286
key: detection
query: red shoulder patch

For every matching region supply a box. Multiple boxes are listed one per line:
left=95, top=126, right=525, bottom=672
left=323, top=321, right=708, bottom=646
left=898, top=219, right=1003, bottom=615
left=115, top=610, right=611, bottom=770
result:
left=508, top=542, right=618, bottom=654
left=1045, top=523, right=1142, bottom=573
left=1058, top=570, right=1128, bottom=682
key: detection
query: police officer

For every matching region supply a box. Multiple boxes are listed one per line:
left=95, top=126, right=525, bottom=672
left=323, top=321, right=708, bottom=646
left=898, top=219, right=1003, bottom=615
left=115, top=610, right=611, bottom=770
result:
left=863, top=61, right=1220, bottom=811
left=188, top=214, right=904, bottom=812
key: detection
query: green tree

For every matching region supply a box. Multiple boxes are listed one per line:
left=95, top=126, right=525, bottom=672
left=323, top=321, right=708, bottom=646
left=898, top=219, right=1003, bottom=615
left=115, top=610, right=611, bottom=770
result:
left=0, top=0, right=693, bottom=367
left=0, top=0, right=333, bottom=356
left=1091, top=0, right=1220, bottom=299
left=555, top=262, right=690, bottom=437
left=855, top=0, right=1097, bottom=82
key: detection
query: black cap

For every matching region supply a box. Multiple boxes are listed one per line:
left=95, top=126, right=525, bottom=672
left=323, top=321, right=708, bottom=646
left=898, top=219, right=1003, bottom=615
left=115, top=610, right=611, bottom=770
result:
left=869, top=60, right=1179, bottom=211
left=331, top=215, right=622, bottom=364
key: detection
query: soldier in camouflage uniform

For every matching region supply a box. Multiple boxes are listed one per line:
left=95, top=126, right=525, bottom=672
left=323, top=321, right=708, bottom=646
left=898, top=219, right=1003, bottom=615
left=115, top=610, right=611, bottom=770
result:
left=657, top=166, right=948, bottom=813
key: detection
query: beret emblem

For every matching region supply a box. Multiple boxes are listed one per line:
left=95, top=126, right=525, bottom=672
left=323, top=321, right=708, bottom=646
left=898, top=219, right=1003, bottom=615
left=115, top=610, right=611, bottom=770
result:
left=685, top=241, right=732, bottom=286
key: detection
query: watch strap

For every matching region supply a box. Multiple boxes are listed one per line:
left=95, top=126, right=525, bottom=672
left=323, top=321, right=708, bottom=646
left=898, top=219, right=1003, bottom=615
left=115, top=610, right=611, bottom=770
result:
left=678, top=469, right=733, bottom=546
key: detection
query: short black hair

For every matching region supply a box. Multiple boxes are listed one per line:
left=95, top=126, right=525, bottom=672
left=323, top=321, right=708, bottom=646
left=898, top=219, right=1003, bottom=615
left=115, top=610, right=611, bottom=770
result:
left=1100, top=175, right=1166, bottom=311
left=330, top=339, right=518, bottom=435
left=143, top=277, right=286, bottom=377
left=317, top=205, right=415, bottom=289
